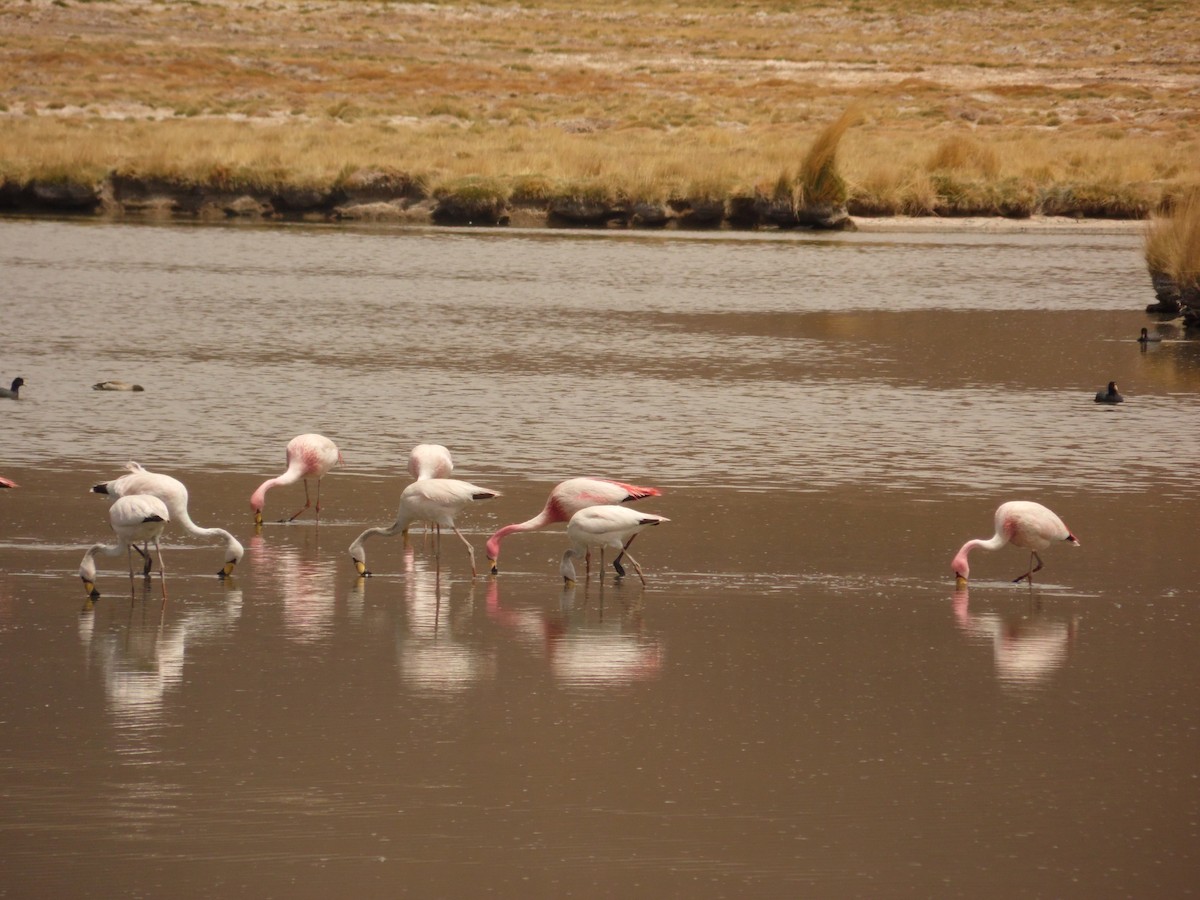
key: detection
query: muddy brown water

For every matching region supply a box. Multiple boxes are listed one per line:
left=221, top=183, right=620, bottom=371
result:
left=1, top=219, right=1198, bottom=897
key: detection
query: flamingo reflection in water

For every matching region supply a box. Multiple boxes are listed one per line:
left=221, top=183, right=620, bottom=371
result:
left=486, top=579, right=663, bottom=691
left=249, top=533, right=337, bottom=645
left=368, top=543, right=497, bottom=695
left=78, top=586, right=242, bottom=739
left=953, top=587, right=1078, bottom=692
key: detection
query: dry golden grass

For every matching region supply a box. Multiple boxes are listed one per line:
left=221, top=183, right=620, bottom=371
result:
left=1, top=0, right=1199, bottom=218
left=1145, top=189, right=1200, bottom=285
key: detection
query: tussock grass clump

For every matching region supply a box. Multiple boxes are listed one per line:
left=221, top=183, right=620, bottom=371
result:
left=1145, top=189, right=1200, bottom=285
left=797, top=105, right=862, bottom=210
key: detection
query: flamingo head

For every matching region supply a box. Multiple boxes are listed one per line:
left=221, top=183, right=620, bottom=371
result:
left=349, top=539, right=369, bottom=577
left=250, top=487, right=266, bottom=526
left=220, top=536, right=245, bottom=578
left=559, top=548, right=579, bottom=585
left=951, top=545, right=970, bottom=583
left=79, top=552, right=100, bottom=599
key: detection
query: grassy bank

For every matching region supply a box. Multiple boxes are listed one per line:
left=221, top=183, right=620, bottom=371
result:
left=2, top=0, right=1198, bottom=222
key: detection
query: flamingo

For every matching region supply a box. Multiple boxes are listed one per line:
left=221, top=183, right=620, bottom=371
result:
left=250, top=433, right=343, bottom=525
left=0, top=377, right=25, bottom=399
left=93, top=462, right=243, bottom=577
left=408, top=443, right=454, bottom=481
left=952, top=501, right=1079, bottom=586
left=349, top=478, right=499, bottom=577
left=1094, top=381, right=1124, bottom=404
left=560, top=505, right=669, bottom=586
left=486, top=477, right=663, bottom=574
left=404, top=443, right=455, bottom=539
left=0, top=476, right=16, bottom=488
left=80, top=493, right=169, bottom=601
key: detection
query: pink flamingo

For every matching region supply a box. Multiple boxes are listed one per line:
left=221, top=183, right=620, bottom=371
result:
left=486, top=477, right=662, bottom=574
left=349, top=478, right=500, bottom=577
left=251, top=433, right=343, bottom=525
left=952, top=501, right=1079, bottom=586
left=408, top=443, right=454, bottom=481
left=0, top=476, right=17, bottom=488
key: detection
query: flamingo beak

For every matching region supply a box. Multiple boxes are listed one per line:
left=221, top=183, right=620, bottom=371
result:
left=81, top=576, right=99, bottom=598
left=487, top=558, right=498, bottom=574
left=254, top=510, right=263, bottom=527
left=220, top=560, right=237, bottom=578
left=354, top=558, right=369, bottom=577
left=955, top=574, right=968, bottom=588
left=562, top=575, right=575, bottom=586
left=1067, top=535, right=1080, bottom=546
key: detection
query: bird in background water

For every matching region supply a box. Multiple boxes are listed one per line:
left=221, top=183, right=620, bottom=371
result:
left=92, top=381, right=144, bottom=391
left=486, top=477, right=663, bottom=574
left=251, top=433, right=342, bottom=525
left=1094, top=381, right=1124, bottom=403
left=93, top=461, right=243, bottom=577
left=349, top=478, right=500, bottom=577
left=560, top=505, right=669, bottom=587
left=0, top=377, right=25, bottom=400
left=80, top=493, right=170, bottom=603
left=952, top=500, right=1079, bottom=586
left=1138, top=327, right=1163, bottom=344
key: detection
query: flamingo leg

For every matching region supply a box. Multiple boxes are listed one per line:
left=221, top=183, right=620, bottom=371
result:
left=154, top=538, right=168, bottom=608
left=451, top=525, right=477, bottom=577
left=1012, top=551, right=1045, bottom=584
left=131, top=542, right=153, bottom=575
left=286, top=480, right=313, bottom=522
left=612, top=532, right=638, bottom=573
left=621, top=549, right=647, bottom=586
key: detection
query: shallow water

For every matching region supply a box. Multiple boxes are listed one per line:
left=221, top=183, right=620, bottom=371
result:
left=1, top=219, right=1198, bottom=897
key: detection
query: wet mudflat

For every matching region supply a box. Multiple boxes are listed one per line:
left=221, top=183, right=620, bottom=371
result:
left=1, top=219, right=1198, bottom=897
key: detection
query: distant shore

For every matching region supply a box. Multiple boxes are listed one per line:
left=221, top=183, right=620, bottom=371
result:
left=0, top=178, right=1149, bottom=237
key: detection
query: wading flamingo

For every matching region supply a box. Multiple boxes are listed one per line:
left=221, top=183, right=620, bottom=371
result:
left=93, top=462, right=243, bottom=577
left=350, top=478, right=499, bottom=577
left=1094, top=381, right=1124, bottom=404
left=80, top=493, right=169, bottom=601
left=486, top=477, right=662, bottom=574
left=0, top=377, right=25, bottom=399
left=560, top=505, right=669, bottom=586
left=0, top=476, right=16, bottom=488
left=405, top=443, right=455, bottom=539
left=251, top=433, right=343, bottom=525
left=952, top=501, right=1079, bottom=586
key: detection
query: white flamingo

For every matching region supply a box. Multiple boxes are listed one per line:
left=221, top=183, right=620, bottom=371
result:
left=486, top=477, right=662, bottom=574
left=250, top=433, right=342, bottom=525
left=350, top=478, right=499, bottom=577
left=560, top=505, right=669, bottom=586
left=93, top=462, right=243, bottom=577
left=405, top=443, right=455, bottom=539
left=80, top=494, right=169, bottom=601
left=952, top=501, right=1079, bottom=586
left=408, top=443, right=454, bottom=481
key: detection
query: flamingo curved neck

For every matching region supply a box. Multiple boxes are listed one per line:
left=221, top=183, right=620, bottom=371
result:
left=487, top=512, right=555, bottom=557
